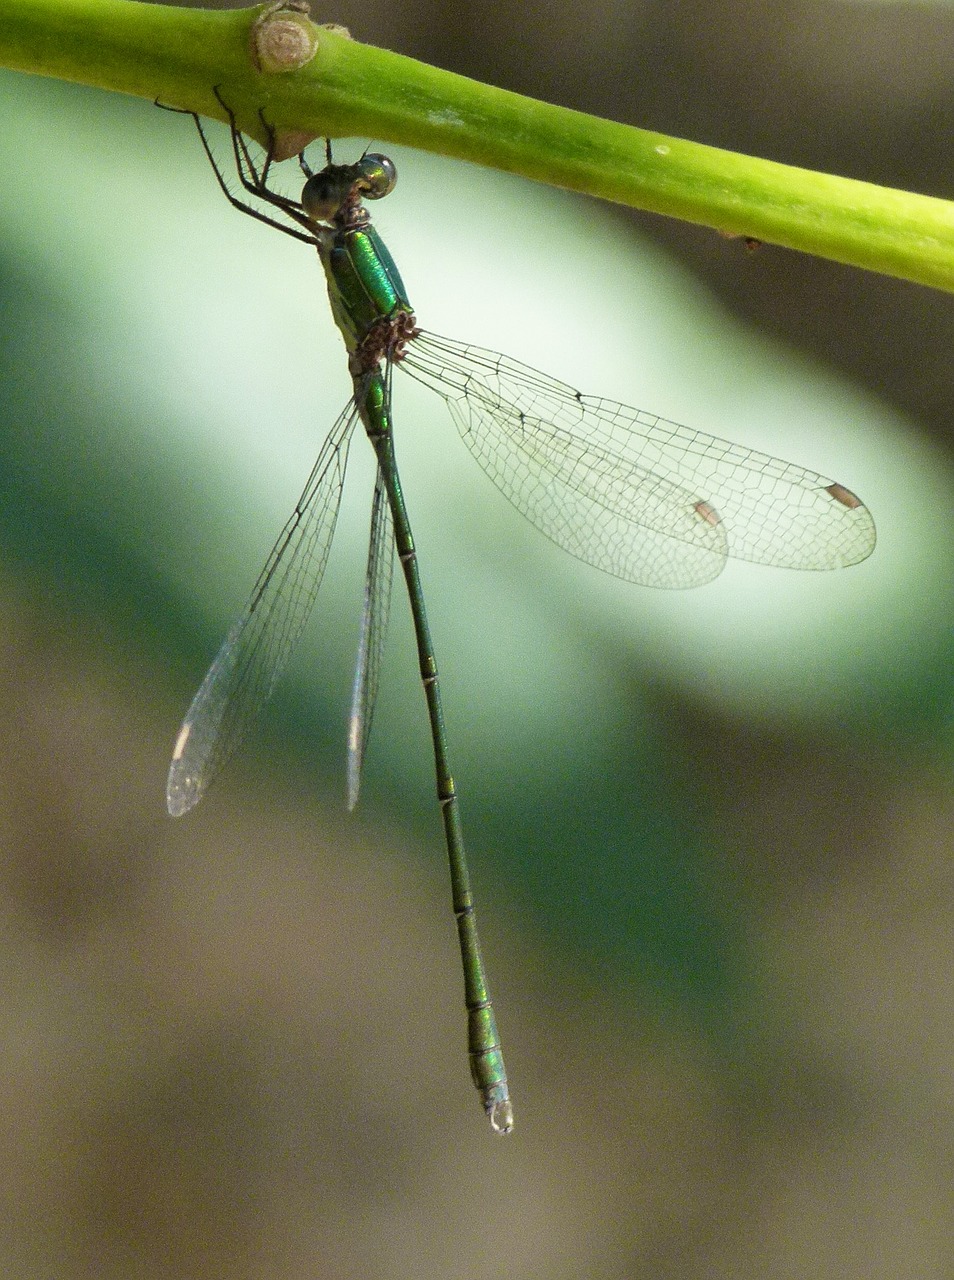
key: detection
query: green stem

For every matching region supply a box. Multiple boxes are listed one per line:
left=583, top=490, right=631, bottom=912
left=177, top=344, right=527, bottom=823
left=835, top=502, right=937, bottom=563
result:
left=3, top=0, right=954, bottom=292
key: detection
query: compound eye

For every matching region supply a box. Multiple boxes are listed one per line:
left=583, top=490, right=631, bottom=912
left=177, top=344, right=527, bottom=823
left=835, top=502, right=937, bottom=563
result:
left=356, top=154, right=397, bottom=200
left=301, top=171, right=351, bottom=222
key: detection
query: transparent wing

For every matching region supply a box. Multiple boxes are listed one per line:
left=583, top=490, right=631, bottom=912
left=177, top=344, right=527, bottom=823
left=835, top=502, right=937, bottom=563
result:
left=167, top=401, right=360, bottom=817
left=402, top=331, right=876, bottom=587
left=346, top=464, right=395, bottom=811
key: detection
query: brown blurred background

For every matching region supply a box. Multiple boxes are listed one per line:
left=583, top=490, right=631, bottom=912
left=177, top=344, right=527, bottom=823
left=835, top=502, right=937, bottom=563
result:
left=2, top=1, right=954, bottom=1276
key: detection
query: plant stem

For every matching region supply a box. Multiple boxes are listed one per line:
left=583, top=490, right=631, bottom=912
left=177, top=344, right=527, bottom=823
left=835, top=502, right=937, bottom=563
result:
left=3, top=0, right=954, bottom=292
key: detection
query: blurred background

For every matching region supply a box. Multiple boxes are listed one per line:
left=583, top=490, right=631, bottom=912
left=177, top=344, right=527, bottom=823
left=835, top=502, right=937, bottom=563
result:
left=2, top=0, right=954, bottom=1275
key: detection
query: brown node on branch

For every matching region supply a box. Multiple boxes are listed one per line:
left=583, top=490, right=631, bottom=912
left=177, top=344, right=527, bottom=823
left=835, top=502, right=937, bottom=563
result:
left=250, top=1, right=317, bottom=73
left=248, top=4, right=352, bottom=161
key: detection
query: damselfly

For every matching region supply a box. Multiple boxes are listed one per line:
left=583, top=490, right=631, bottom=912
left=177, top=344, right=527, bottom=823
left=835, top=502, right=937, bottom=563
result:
left=167, top=97, right=876, bottom=1135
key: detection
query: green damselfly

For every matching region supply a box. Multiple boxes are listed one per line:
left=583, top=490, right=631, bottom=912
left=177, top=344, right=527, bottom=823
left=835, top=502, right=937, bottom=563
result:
left=167, top=101, right=876, bottom=1135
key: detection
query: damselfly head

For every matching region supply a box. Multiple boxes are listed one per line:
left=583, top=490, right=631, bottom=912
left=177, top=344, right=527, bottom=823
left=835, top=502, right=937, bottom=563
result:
left=301, top=154, right=397, bottom=225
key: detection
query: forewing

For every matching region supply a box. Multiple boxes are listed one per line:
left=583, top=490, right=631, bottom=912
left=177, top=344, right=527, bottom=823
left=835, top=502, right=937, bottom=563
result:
left=167, top=401, right=359, bottom=816
left=403, top=332, right=875, bottom=582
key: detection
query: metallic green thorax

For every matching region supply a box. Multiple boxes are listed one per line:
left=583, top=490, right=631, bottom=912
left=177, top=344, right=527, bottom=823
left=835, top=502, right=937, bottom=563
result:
left=319, top=222, right=414, bottom=357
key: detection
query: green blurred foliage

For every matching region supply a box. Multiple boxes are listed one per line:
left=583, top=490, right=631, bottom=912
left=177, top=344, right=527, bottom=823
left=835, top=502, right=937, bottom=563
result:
left=3, top=60, right=954, bottom=1032
left=3, top=18, right=954, bottom=1272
